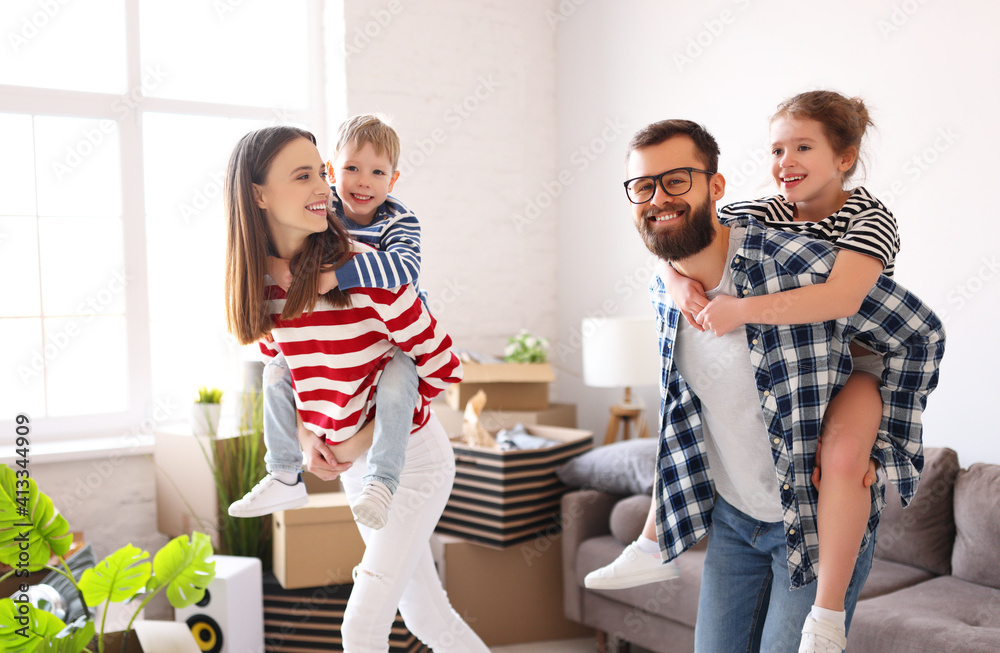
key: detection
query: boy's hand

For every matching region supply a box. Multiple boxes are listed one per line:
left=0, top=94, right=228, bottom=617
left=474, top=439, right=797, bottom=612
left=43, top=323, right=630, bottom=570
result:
left=318, top=268, right=340, bottom=295
left=266, top=256, right=294, bottom=291
left=696, top=295, right=745, bottom=337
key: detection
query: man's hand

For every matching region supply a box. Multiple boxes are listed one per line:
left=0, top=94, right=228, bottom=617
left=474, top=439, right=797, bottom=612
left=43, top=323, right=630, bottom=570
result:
left=296, top=419, right=352, bottom=481
left=810, top=439, right=879, bottom=489
left=696, top=295, right=746, bottom=337
left=266, top=256, right=294, bottom=291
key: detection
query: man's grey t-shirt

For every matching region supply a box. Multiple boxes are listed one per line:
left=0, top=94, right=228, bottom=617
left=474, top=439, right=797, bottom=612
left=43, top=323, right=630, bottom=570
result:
left=672, top=226, right=783, bottom=522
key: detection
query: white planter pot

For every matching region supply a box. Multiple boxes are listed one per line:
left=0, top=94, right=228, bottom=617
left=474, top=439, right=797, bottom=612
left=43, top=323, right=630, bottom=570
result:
left=191, top=403, right=222, bottom=436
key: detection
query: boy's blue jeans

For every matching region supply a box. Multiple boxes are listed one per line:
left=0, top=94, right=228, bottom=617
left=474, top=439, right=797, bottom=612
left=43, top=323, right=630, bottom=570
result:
left=694, top=495, right=875, bottom=653
left=262, top=349, right=419, bottom=494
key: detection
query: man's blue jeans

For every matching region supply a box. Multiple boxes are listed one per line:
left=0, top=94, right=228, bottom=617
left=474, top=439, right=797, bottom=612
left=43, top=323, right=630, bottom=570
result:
left=262, top=348, right=419, bottom=494
left=694, top=495, right=875, bottom=653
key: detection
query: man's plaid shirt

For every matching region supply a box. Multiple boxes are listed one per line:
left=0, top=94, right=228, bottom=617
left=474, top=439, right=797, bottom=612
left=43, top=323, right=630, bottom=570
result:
left=650, top=217, right=945, bottom=589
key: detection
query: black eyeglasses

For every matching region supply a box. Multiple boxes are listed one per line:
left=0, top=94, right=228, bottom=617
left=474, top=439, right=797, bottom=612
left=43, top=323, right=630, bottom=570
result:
left=623, top=167, right=716, bottom=204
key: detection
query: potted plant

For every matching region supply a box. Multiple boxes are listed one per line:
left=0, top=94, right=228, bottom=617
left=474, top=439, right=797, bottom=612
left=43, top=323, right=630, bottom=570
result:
left=503, top=329, right=550, bottom=363
left=199, top=391, right=272, bottom=564
left=0, top=465, right=216, bottom=653
left=191, top=386, right=224, bottom=436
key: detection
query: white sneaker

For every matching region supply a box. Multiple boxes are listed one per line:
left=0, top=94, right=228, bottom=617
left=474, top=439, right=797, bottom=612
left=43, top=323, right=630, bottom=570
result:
left=798, top=615, right=847, bottom=653
left=228, top=474, right=308, bottom=518
left=584, top=542, right=681, bottom=590
left=351, top=480, right=392, bottom=530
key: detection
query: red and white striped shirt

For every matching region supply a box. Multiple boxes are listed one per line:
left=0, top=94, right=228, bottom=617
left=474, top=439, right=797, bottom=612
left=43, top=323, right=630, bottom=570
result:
left=259, top=247, right=461, bottom=444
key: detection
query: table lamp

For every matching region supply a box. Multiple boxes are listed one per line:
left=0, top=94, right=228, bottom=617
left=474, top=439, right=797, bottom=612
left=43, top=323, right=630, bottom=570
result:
left=581, top=316, right=660, bottom=446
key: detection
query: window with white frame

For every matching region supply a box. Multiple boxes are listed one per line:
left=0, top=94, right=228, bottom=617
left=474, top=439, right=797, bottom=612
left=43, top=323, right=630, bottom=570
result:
left=0, top=0, right=336, bottom=445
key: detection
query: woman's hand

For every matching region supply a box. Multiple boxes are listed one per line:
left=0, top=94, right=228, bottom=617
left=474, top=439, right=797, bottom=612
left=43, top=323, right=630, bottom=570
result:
left=297, top=419, right=352, bottom=481
left=266, top=256, right=294, bottom=291
left=696, top=295, right=746, bottom=337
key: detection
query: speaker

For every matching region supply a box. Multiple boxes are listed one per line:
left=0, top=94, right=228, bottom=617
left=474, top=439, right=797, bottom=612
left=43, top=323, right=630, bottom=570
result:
left=175, top=555, right=264, bottom=653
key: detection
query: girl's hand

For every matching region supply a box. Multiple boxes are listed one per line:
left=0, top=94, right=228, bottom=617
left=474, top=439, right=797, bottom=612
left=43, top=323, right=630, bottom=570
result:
left=297, top=420, right=352, bottom=481
left=318, top=268, right=340, bottom=295
left=696, top=295, right=746, bottom=336
left=658, top=260, right=708, bottom=331
left=266, top=256, right=294, bottom=291
left=810, top=439, right=879, bottom=489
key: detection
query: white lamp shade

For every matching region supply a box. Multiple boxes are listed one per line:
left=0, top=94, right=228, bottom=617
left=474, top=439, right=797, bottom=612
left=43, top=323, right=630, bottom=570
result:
left=581, top=316, right=660, bottom=388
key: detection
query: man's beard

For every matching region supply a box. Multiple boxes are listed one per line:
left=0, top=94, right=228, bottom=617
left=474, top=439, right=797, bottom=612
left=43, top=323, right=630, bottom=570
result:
left=636, top=194, right=715, bottom=261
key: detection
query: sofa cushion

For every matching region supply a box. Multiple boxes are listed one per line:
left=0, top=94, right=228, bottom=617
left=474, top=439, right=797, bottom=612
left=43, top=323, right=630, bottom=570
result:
left=858, top=558, right=936, bottom=600
left=875, top=446, right=959, bottom=576
left=951, top=462, right=1000, bottom=589
left=610, top=494, right=651, bottom=545
left=556, top=437, right=657, bottom=496
left=576, top=534, right=704, bottom=629
left=848, top=576, right=1000, bottom=652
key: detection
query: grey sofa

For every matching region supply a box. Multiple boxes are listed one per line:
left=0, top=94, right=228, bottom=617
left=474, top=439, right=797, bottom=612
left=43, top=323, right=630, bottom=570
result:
left=561, top=447, right=1000, bottom=652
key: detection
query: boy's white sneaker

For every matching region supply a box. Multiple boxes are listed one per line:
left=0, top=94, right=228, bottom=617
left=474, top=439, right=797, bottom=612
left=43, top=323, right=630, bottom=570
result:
left=228, top=474, right=308, bottom=518
left=798, top=615, right=847, bottom=653
left=351, top=480, right=393, bottom=530
left=584, top=542, right=681, bottom=590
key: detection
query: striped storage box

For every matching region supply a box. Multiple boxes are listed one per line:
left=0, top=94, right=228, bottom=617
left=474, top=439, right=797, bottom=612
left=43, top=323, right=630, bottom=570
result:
left=436, top=425, right=593, bottom=548
left=262, top=574, right=429, bottom=652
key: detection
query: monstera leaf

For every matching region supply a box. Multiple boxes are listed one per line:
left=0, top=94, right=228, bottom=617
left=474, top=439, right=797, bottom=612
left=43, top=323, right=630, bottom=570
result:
left=78, top=544, right=151, bottom=606
left=152, top=532, right=215, bottom=609
left=39, top=621, right=94, bottom=653
left=0, top=466, right=72, bottom=571
left=0, top=598, right=67, bottom=653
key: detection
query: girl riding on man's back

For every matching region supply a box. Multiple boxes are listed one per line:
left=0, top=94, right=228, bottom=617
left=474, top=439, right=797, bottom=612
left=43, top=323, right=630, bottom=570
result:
left=585, top=90, right=899, bottom=653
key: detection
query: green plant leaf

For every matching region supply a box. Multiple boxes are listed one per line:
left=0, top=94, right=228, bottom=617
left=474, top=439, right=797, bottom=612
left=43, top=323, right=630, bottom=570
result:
left=0, top=465, right=72, bottom=571
left=0, top=598, right=68, bottom=653
left=78, top=544, right=151, bottom=605
left=152, top=532, right=215, bottom=608
left=40, top=621, right=94, bottom=653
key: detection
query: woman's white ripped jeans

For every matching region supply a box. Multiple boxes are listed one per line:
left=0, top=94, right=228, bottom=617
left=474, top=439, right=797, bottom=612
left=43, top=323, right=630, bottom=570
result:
left=339, top=414, right=489, bottom=653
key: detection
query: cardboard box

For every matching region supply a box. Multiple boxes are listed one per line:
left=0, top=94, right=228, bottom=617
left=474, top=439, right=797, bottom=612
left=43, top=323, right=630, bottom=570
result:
left=431, top=400, right=577, bottom=437
left=445, top=362, right=555, bottom=411
left=430, top=533, right=590, bottom=646
left=154, top=426, right=341, bottom=544
left=272, top=493, right=365, bottom=590
left=436, top=425, right=593, bottom=548
left=104, top=622, right=203, bottom=653
left=261, top=572, right=429, bottom=652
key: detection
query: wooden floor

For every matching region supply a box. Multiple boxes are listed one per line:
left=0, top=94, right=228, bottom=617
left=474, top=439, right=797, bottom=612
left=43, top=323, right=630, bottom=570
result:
left=491, top=638, right=596, bottom=652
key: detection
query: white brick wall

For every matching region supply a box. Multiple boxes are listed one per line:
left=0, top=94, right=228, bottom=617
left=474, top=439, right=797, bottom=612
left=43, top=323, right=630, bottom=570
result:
left=336, top=0, right=560, bottom=358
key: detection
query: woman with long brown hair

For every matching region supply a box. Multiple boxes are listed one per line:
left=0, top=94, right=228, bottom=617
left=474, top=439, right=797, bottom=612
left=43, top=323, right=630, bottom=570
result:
left=224, top=125, right=488, bottom=652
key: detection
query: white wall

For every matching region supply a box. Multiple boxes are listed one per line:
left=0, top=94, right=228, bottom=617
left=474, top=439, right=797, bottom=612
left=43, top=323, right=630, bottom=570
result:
left=554, top=0, right=1000, bottom=466
left=337, top=0, right=560, bottom=355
